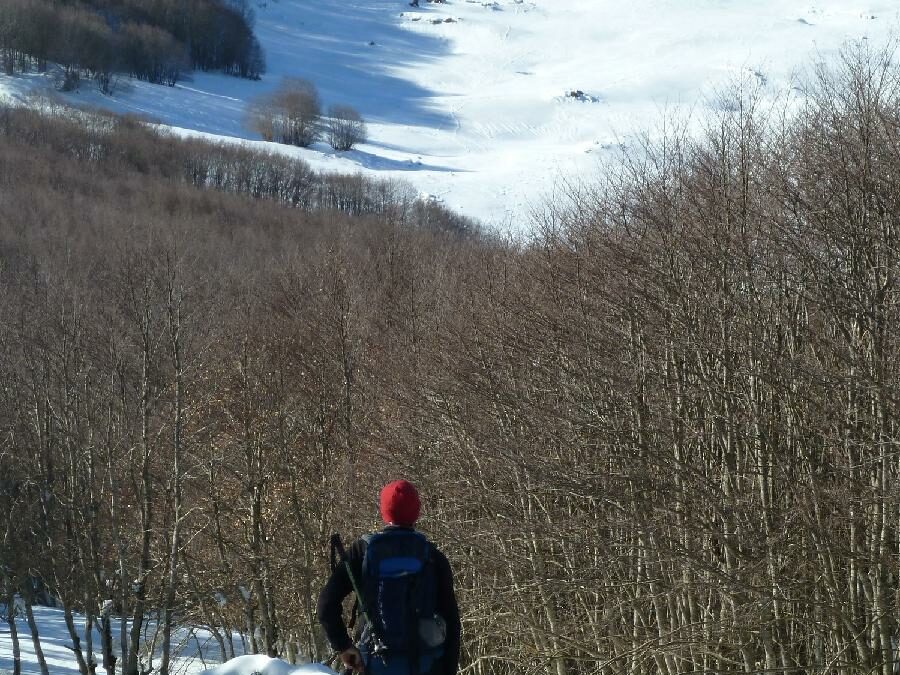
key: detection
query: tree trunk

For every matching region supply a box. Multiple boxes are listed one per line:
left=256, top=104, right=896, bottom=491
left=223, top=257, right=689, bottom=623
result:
left=84, top=605, right=98, bottom=675
left=99, top=600, right=117, bottom=675
left=62, top=602, right=90, bottom=675
left=160, top=270, right=185, bottom=675
left=6, top=586, right=22, bottom=675
left=127, top=295, right=155, bottom=675
left=24, top=596, right=51, bottom=675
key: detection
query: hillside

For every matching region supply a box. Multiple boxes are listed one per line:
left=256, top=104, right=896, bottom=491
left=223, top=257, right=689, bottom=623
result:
left=2, top=29, right=900, bottom=675
left=2, top=0, right=898, bottom=226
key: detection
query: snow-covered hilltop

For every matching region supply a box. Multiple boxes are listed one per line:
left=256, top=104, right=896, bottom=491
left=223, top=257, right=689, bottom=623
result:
left=2, top=0, right=898, bottom=225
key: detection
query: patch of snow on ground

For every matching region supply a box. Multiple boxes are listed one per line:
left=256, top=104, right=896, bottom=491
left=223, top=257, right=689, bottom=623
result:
left=1, top=0, right=899, bottom=228
left=200, top=655, right=334, bottom=675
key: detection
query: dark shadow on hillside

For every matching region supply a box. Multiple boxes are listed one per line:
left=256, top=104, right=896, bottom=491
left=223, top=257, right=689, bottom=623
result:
left=318, top=145, right=463, bottom=172
left=61, top=1, right=457, bottom=141
left=257, top=0, right=455, bottom=130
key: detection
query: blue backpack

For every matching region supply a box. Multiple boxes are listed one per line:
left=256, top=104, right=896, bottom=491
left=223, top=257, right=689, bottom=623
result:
left=359, top=529, right=444, bottom=675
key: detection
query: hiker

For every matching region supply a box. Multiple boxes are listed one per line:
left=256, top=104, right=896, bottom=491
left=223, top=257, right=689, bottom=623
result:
left=317, top=480, right=460, bottom=675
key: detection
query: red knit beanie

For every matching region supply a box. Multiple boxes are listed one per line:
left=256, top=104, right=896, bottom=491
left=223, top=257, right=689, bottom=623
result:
left=380, top=480, right=421, bottom=527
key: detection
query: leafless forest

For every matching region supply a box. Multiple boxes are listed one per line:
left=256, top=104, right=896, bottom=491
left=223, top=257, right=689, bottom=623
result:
left=1, top=45, right=899, bottom=675
left=0, top=0, right=264, bottom=91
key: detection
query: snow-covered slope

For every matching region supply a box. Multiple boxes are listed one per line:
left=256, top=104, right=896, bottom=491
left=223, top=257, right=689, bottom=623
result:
left=2, top=0, right=898, bottom=226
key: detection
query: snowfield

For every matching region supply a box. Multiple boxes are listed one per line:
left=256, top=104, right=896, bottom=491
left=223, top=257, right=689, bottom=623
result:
left=1, top=0, right=898, bottom=226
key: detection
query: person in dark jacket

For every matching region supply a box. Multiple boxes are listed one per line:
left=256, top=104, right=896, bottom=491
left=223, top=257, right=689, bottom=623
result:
left=317, top=480, right=460, bottom=675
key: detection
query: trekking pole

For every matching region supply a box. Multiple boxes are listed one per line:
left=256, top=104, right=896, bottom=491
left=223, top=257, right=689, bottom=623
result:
left=330, top=533, right=389, bottom=665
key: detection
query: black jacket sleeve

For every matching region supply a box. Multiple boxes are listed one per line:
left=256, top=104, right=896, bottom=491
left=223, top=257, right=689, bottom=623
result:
left=316, top=538, right=366, bottom=653
left=434, top=548, right=461, bottom=675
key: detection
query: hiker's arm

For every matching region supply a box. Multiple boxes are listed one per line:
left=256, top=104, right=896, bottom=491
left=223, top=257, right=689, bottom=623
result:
left=317, top=539, right=365, bottom=652
left=436, top=550, right=461, bottom=675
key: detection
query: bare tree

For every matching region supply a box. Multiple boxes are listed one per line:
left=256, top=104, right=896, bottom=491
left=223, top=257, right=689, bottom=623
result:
left=245, top=96, right=278, bottom=142
left=326, top=105, right=367, bottom=151
left=247, top=78, right=321, bottom=147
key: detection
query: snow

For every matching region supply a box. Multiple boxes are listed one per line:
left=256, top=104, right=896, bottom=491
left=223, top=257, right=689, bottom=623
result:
left=0, top=604, right=338, bottom=674
left=0, top=605, right=258, bottom=675
left=1, top=1, right=898, bottom=227
left=0, top=606, right=93, bottom=675
left=199, top=655, right=334, bottom=675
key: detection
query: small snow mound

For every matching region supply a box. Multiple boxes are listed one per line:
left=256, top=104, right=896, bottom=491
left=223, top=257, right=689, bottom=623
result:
left=200, top=655, right=335, bottom=675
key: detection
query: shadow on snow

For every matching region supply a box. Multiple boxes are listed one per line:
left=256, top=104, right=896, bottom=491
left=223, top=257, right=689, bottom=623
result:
left=0, top=605, right=242, bottom=675
left=61, top=0, right=456, bottom=140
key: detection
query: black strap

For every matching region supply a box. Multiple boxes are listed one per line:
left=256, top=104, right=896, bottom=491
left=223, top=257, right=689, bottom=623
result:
left=408, top=579, right=420, bottom=675
left=349, top=599, right=359, bottom=631
left=407, top=537, right=432, bottom=675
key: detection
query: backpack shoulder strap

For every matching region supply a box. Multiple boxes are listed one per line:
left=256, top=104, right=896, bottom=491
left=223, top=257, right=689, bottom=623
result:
left=360, top=532, right=377, bottom=578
